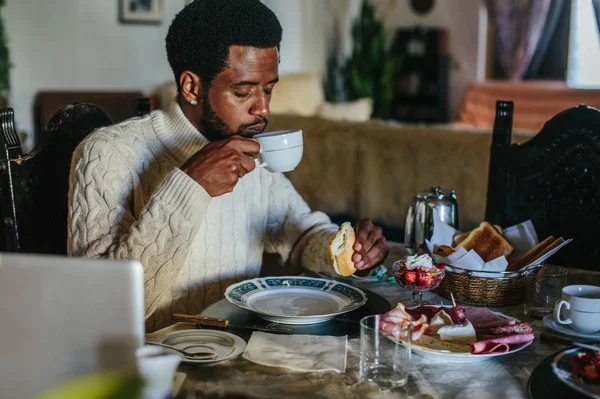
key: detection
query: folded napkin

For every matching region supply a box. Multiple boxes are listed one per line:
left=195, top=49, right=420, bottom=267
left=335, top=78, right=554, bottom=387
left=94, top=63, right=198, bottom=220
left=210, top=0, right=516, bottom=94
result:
left=242, top=332, right=347, bottom=373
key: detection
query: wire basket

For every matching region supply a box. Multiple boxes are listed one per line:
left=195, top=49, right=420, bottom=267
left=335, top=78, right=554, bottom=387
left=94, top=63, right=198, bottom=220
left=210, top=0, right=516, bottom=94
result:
left=435, top=264, right=543, bottom=307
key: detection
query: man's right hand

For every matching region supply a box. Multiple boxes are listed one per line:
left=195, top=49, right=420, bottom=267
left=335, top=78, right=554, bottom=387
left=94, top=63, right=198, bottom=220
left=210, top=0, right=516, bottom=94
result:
left=181, top=136, right=260, bottom=197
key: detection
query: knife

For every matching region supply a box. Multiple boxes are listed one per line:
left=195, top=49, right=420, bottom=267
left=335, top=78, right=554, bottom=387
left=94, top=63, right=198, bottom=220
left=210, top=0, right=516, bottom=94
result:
left=172, top=313, right=292, bottom=332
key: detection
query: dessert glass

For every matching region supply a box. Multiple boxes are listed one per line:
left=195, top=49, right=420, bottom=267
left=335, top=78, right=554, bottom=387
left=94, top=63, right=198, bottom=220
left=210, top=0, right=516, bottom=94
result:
left=393, top=254, right=445, bottom=307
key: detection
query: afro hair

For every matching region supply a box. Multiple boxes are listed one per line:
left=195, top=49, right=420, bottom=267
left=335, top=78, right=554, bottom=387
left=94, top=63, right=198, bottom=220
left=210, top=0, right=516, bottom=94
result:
left=166, top=0, right=283, bottom=88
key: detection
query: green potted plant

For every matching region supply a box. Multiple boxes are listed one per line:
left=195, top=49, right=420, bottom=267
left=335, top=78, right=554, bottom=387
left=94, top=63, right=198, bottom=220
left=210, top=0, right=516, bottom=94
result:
left=324, top=0, right=402, bottom=119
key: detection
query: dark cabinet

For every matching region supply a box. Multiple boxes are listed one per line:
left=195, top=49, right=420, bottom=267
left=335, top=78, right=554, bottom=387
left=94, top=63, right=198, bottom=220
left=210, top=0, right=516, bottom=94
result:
left=390, top=27, right=450, bottom=123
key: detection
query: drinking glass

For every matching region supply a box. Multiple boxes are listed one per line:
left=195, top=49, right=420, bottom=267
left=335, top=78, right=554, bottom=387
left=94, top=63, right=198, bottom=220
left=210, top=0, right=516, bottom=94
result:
left=359, top=315, right=411, bottom=389
left=524, top=264, right=568, bottom=319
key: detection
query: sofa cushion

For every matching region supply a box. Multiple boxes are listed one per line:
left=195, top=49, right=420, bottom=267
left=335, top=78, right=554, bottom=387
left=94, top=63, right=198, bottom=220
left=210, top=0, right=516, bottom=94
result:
left=317, top=98, right=373, bottom=122
left=269, top=73, right=324, bottom=117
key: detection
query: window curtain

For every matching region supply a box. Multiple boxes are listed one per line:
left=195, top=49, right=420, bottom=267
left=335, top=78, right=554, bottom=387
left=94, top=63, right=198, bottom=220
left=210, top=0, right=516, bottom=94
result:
left=524, top=0, right=567, bottom=78
left=482, top=0, right=552, bottom=80
left=594, top=0, right=600, bottom=35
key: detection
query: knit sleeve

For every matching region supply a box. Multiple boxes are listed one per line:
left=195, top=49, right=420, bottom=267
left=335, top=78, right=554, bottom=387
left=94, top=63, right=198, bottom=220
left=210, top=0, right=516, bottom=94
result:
left=67, top=136, right=211, bottom=316
left=264, top=172, right=339, bottom=273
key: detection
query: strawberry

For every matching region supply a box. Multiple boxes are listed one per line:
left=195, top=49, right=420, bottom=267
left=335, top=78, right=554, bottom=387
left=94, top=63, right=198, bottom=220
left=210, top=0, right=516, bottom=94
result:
left=435, top=264, right=445, bottom=271
left=403, top=271, right=417, bottom=285
left=418, top=271, right=432, bottom=287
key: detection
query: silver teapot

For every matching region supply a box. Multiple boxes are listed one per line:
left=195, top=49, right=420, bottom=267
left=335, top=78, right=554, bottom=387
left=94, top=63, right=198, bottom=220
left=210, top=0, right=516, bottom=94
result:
left=404, top=186, right=459, bottom=253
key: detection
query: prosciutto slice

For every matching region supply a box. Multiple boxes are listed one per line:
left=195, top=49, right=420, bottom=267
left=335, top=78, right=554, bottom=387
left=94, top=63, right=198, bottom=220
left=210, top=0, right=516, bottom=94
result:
left=464, top=307, right=516, bottom=330
left=471, top=333, right=534, bottom=354
left=379, top=303, right=430, bottom=341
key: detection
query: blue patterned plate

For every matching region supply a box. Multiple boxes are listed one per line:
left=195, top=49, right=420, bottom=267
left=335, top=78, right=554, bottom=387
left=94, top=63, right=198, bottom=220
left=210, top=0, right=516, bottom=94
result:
left=224, top=276, right=368, bottom=325
left=552, top=348, right=600, bottom=399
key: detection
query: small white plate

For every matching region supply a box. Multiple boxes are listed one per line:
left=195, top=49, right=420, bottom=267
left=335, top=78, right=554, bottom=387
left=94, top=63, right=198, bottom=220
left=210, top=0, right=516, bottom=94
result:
left=404, top=306, right=532, bottom=362
left=314, top=265, right=389, bottom=283
left=552, top=348, right=600, bottom=399
left=543, top=314, right=600, bottom=341
left=159, top=330, right=246, bottom=364
left=224, top=276, right=367, bottom=325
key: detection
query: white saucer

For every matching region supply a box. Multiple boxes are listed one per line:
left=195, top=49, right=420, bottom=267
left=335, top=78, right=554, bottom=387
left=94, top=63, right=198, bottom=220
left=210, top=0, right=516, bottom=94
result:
left=159, top=330, right=246, bottom=364
left=543, top=314, right=600, bottom=340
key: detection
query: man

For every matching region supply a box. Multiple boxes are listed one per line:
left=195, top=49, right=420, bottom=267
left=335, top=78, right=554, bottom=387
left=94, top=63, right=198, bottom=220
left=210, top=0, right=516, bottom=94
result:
left=68, top=0, right=389, bottom=332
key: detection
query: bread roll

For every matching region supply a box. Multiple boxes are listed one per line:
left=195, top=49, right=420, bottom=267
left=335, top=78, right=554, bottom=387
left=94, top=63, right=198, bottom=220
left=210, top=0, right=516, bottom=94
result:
left=434, top=245, right=455, bottom=257
left=329, top=222, right=357, bottom=276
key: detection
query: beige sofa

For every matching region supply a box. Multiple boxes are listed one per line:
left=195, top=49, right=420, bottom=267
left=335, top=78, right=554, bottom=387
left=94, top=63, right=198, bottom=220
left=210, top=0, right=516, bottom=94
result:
left=153, top=74, right=534, bottom=240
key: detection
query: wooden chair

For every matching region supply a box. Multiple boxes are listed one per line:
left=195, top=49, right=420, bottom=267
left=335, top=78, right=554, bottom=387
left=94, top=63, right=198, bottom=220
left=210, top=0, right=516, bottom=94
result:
left=485, top=100, right=600, bottom=269
left=0, top=103, right=114, bottom=254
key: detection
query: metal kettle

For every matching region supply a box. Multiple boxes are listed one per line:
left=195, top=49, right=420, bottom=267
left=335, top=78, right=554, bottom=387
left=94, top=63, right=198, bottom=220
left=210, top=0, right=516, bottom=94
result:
left=404, top=186, right=459, bottom=253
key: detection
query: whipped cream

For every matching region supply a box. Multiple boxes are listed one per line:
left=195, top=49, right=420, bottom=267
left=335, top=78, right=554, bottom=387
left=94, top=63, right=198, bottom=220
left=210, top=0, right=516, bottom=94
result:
left=404, top=254, right=435, bottom=270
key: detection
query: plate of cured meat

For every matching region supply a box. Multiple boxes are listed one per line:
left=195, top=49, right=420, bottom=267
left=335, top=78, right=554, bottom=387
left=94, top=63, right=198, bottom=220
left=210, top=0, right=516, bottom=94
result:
left=379, top=303, right=534, bottom=362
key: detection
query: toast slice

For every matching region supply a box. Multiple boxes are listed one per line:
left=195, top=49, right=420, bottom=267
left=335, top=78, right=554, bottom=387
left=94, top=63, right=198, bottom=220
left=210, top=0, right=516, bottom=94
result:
left=453, top=225, right=503, bottom=246
left=531, top=237, right=565, bottom=264
left=506, top=236, right=555, bottom=272
left=454, top=222, right=514, bottom=262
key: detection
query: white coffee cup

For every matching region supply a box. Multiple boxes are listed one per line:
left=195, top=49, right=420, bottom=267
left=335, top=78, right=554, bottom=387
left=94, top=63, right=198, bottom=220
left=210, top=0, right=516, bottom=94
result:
left=136, top=346, right=181, bottom=399
left=253, top=129, right=303, bottom=173
left=553, top=285, right=600, bottom=333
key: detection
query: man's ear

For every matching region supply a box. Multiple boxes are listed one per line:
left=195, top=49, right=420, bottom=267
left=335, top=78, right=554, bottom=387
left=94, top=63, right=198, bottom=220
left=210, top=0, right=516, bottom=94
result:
left=179, top=71, right=202, bottom=105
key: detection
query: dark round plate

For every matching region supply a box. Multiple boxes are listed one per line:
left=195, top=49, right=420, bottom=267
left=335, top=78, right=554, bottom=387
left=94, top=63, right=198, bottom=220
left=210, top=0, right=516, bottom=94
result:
left=201, top=288, right=391, bottom=340
left=528, top=348, right=591, bottom=399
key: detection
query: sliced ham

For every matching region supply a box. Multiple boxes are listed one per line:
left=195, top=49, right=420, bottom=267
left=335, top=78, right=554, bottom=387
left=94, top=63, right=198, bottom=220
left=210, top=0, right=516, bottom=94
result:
left=464, top=307, right=516, bottom=330
left=471, top=333, right=534, bottom=354
left=405, top=305, right=440, bottom=320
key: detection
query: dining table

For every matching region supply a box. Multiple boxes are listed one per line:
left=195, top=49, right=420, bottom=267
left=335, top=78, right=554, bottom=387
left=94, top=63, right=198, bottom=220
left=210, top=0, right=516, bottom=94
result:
left=145, top=243, right=599, bottom=399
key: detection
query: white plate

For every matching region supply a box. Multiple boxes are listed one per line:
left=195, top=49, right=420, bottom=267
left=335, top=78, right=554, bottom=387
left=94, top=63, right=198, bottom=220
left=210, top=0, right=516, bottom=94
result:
left=159, top=330, right=246, bottom=364
left=543, top=314, right=600, bottom=341
left=407, top=306, right=532, bottom=362
left=224, top=276, right=367, bottom=325
left=552, top=348, right=600, bottom=399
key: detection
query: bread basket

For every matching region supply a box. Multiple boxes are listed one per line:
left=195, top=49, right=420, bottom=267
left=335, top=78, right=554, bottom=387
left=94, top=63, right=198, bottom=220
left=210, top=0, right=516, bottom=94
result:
left=435, top=264, right=543, bottom=307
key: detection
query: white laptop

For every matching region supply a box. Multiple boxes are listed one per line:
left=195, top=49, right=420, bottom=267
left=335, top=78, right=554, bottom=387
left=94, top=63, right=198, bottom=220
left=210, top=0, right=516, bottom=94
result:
left=0, top=253, right=144, bottom=399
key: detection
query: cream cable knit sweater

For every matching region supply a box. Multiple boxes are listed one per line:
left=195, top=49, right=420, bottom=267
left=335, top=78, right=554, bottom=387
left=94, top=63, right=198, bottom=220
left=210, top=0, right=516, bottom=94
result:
left=68, top=102, right=339, bottom=332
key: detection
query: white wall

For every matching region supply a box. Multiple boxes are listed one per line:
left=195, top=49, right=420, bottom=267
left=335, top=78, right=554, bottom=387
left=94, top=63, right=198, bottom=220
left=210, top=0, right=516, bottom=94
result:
left=4, top=0, right=484, bottom=149
left=5, top=0, right=184, bottom=149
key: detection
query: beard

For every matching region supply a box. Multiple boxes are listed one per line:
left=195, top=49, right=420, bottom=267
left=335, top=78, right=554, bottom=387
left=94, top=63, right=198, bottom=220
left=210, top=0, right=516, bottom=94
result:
left=200, top=92, right=268, bottom=141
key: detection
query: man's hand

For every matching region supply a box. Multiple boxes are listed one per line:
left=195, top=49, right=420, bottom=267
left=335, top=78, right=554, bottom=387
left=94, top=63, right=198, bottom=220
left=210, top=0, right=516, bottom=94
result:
left=181, top=136, right=259, bottom=197
left=352, top=219, right=389, bottom=270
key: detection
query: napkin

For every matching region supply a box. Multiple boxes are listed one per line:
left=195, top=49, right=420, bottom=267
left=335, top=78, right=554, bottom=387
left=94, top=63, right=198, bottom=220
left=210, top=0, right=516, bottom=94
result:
left=242, top=332, right=347, bottom=373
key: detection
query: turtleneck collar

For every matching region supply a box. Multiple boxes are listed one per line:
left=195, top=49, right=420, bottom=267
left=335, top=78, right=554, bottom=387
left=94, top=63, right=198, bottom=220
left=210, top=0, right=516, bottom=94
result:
left=152, top=99, right=209, bottom=164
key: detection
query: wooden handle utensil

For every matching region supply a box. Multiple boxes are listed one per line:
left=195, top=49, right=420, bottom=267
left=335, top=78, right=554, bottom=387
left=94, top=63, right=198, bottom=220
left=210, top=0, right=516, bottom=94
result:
left=172, top=313, right=229, bottom=328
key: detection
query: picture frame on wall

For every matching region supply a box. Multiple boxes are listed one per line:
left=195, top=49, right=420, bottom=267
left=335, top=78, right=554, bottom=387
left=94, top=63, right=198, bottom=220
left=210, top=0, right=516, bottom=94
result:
left=120, top=0, right=163, bottom=24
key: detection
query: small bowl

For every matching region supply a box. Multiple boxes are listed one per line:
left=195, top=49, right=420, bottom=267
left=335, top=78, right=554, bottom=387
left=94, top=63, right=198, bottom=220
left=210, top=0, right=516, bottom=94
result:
left=392, top=259, right=445, bottom=293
